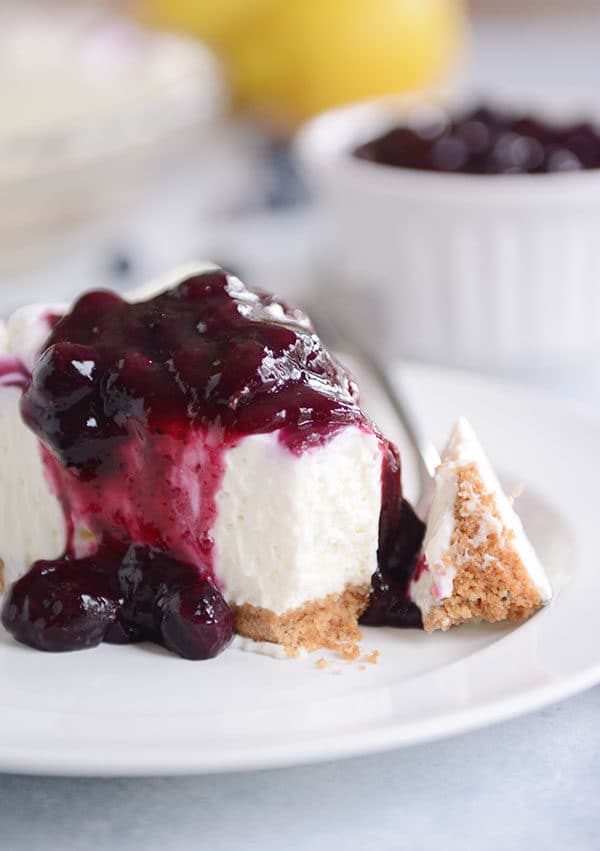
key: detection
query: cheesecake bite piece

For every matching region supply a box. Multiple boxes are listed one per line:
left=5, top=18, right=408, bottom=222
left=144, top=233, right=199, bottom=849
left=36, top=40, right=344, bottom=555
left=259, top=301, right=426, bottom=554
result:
left=410, top=417, right=552, bottom=632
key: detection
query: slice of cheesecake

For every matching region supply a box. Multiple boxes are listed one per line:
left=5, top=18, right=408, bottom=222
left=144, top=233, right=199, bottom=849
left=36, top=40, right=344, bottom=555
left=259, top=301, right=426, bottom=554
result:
left=0, top=264, right=396, bottom=658
left=410, top=417, right=552, bottom=632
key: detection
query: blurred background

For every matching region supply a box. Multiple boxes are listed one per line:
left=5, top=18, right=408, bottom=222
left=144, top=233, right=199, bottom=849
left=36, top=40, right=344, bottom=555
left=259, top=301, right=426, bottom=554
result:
left=2, top=0, right=600, bottom=401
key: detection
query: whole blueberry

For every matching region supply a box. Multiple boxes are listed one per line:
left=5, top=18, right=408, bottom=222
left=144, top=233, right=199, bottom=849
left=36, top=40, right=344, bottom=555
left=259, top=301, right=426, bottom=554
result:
left=157, top=580, right=234, bottom=660
left=1, top=560, right=119, bottom=652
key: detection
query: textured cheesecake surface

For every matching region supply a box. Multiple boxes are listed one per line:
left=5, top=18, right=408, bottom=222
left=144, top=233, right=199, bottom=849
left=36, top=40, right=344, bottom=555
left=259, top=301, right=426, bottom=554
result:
left=214, top=426, right=382, bottom=615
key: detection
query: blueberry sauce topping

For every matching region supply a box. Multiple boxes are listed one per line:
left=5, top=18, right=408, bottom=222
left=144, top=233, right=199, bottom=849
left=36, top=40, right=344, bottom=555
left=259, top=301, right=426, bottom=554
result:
left=360, top=498, right=424, bottom=629
left=2, top=545, right=234, bottom=658
left=21, top=273, right=365, bottom=465
left=2, top=269, right=420, bottom=658
left=2, top=556, right=120, bottom=653
left=355, top=105, right=600, bottom=174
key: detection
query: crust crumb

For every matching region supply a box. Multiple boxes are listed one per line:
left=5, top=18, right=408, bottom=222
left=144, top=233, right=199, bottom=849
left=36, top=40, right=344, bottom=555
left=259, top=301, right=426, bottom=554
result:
left=316, top=658, right=328, bottom=669
left=233, top=584, right=370, bottom=656
left=364, top=650, right=379, bottom=665
left=423, top=464, right=543, bottom=633
left=339, top=642, right=360, bottom=661
left=511, top=482, right=525, bottom=501
left=358, top=664, right=367, bottom=671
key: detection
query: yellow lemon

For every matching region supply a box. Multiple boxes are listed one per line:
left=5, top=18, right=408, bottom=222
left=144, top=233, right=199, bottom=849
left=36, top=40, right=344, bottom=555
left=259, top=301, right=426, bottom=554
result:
left=140, top=0, right=466, bottom=123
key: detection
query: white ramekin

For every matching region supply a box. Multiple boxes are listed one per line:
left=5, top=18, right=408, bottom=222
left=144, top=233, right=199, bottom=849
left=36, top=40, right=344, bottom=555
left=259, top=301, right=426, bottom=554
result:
left=296, top=94, right=600, bottom=385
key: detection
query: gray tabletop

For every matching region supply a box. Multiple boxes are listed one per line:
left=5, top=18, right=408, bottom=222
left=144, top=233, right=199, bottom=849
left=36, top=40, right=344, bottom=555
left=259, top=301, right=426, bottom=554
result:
left=1, top=685, right=598, bottom=851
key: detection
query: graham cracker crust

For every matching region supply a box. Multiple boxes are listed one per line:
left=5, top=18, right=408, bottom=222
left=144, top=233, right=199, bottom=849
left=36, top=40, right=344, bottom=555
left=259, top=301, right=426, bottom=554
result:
left=233, top=583, right=371, bottom=656
left=424, top=464, right=543, bottom=633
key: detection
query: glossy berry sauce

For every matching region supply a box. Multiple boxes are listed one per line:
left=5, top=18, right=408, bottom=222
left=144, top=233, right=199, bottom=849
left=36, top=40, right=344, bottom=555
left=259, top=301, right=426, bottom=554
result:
left=1, top=270, right=419, bottom=657
left=355, top=105, right=600, bottom=174
left=361, top=498, right=424, bottom=629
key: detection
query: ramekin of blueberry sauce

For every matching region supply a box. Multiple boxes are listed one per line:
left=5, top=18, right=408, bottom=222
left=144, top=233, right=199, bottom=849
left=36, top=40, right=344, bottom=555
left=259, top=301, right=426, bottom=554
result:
left=354, top=104, right=600, bottom=175
left=296, top=96, right=600, bottom=382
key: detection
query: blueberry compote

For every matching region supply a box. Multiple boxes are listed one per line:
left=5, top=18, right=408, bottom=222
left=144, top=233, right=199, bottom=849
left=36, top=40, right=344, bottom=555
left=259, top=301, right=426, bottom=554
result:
left=355, top=105, right=600, bottom=174
left=1, top=269, right=420, bottom=657
left=361, top=497, right=424, bottom=629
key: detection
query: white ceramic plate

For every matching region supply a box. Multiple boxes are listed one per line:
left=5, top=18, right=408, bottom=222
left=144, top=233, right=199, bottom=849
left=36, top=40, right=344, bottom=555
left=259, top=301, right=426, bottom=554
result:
left=0, top=362, right=593, bottom=776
